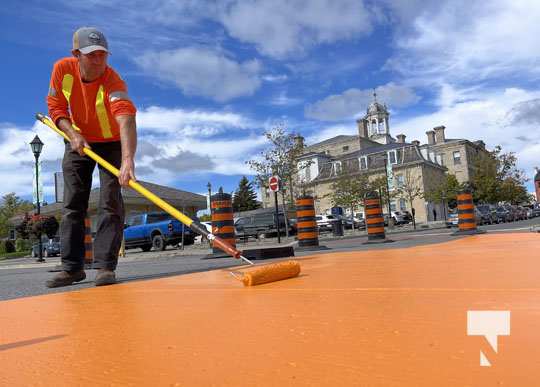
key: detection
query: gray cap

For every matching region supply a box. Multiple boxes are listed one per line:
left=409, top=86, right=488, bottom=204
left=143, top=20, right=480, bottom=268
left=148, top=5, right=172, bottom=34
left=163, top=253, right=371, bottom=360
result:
left=73, top=27, right=108, bottom=54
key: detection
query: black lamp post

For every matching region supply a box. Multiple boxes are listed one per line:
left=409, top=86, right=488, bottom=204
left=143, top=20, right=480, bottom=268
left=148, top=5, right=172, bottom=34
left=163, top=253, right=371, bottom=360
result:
left=382, top=156, right=393, bottom=223
left=30, top=135, right=45, bottom=262
left=207, top=182, right=212, bottom=213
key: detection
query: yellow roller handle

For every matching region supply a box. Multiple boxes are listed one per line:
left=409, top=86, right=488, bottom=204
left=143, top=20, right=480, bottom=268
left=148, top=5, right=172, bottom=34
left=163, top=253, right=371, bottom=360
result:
left=35, top=113, right=242, bottom=259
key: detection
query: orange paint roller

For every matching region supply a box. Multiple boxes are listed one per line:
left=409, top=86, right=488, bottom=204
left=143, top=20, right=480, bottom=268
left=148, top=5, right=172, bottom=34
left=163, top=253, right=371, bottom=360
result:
left=36, top=113, right=301, bottom=286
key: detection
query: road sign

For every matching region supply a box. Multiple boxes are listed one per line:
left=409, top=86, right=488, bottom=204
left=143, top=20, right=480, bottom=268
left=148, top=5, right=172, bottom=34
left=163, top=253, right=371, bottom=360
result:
left=268, top=176, right=280, bottom=192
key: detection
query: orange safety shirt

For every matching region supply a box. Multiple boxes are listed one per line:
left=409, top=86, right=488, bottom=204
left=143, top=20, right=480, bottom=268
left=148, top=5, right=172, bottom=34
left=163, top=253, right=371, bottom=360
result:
left=47, top=57, right=136, bottom=143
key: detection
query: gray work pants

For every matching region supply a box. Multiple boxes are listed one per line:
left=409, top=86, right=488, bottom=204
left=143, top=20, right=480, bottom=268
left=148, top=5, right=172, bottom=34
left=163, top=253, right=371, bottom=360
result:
left=60, top=141, right=124, bottom=272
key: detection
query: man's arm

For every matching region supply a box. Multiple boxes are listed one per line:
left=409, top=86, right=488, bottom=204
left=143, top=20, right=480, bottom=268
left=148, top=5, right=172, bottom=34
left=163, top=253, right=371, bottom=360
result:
left=116, top=114, right=137, bottom=187
left=57, top=119, right=90, bottom=156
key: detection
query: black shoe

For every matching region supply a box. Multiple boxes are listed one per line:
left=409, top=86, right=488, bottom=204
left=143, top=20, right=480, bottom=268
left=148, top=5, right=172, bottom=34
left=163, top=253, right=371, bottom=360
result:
left=46, top=270, right=86, bottom=288
left=95, top=269, right=117, bottom=286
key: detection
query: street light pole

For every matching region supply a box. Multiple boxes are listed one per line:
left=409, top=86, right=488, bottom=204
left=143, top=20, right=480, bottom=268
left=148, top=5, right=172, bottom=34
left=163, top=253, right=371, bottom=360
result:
left=207, top=182, right=212, bottom=214
left=382, top=156, right=392, bottom=217
left=30, top=135, right=44, bottom=263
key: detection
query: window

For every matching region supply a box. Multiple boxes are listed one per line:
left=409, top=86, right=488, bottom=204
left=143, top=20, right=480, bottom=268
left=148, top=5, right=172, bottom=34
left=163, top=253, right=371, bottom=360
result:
left=400, top=198, right=407, bottom=210
left=453, top=151, right=461, bottom=165
left=334, top=162, right=342, bottom=174
left=342, top=145, right=349, bottom=152
left=439, top=153, right=445, bottom=166
left=360, top=156, right=368, bottom=170
left=378, top=121, right=385, bottom=133
left=396, top=174, right=404, bottom=187
left=147, top=213, right=172, bottom=224
left=390, top=201, right=397, bottom=212
left=129, top=215, right=143, bottom=226
left=388, top=150, right=397, bottom=164
left=304, top=166, right=311, bottom=181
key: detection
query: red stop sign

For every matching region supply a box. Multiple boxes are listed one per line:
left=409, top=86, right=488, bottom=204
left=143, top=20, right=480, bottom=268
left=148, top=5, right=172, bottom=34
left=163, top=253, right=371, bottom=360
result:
left=268, top=176, right=280, bottom=192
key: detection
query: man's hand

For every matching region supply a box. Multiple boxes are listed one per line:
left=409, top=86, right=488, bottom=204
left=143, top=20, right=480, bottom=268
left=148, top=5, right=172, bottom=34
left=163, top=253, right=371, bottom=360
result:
left=119, top=157, right=135, bottom=187
left=57, top=118, right=90, bottom=156
left=116, top=114, right=137, bottom=187
left=69, top=131, right=91, bottom=156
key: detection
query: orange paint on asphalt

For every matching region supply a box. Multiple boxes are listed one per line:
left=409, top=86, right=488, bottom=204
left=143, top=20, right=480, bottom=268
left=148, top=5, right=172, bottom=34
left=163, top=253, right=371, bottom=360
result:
left=1, top=233, right=540, bottom=386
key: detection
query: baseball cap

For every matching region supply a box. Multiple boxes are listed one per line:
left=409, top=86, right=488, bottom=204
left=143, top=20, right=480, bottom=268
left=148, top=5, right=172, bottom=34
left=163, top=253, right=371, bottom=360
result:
left=72, top=27, right=109, bottom=54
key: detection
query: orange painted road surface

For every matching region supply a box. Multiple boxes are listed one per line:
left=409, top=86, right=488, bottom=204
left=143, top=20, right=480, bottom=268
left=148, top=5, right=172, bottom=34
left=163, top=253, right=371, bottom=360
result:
left=1, top=233, right=539, bottom=386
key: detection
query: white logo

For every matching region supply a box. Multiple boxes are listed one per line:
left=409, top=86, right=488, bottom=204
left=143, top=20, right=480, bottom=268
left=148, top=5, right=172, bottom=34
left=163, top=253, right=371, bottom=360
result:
left=467, top=311, right=510, bottom=366
left=88, top=32, right=100, bottom=42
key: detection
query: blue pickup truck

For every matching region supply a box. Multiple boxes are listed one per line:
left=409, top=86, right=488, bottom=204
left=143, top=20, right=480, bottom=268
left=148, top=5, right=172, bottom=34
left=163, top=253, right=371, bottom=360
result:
left=124, top=212, right=194, bottom=252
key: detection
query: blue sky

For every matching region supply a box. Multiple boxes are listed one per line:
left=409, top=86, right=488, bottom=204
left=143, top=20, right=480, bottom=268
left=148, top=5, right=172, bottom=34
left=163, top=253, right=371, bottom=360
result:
left=1, top=0, right=539, bottom=205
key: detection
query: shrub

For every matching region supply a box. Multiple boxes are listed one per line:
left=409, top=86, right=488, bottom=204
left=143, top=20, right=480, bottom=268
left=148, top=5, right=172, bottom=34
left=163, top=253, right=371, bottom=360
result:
left=15, top=238, right=31, bottom=252
left=4, top=240, right=15, bottom=253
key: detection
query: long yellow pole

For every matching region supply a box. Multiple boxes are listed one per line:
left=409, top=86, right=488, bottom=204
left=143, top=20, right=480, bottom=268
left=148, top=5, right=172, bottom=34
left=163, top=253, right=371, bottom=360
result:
left=35, top=113, right=244, bottom=260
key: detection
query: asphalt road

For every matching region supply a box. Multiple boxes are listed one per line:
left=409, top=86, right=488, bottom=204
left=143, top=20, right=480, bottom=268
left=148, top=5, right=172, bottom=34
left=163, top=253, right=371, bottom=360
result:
left=1, top=218, right=538, bottom=301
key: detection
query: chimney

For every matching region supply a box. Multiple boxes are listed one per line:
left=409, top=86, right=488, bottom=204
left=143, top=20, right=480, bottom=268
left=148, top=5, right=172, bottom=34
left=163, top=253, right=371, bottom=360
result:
left=396, top=134, right=406, bottom=143
left=411, top=140, right=420, bottom=146
left=426, top=130, right=435, bottom=145
left=356, top=118, right=368, bottom=138
left=294, top=135, right=305, bottom=149
left=433, top=126, right=445, bottom=144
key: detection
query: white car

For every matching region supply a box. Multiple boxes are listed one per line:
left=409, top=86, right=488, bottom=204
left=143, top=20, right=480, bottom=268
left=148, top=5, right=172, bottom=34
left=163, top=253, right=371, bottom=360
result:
left=194, top=221, right=212, bottom=244
left=315, top=214, right=336, bottom=232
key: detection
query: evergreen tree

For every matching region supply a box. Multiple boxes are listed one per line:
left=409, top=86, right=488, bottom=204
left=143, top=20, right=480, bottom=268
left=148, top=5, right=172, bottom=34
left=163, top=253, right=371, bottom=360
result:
left=232, top=176, right=260, bottom=212
left=0, top=193, right=34, bottom=237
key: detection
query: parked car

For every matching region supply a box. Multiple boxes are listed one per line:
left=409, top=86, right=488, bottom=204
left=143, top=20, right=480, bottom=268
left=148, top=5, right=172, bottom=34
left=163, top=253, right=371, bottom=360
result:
left=495, top=206, right=510, bottom=223
left=31, top=236, right=61, bottom=258
left=315, top=214, right=337, bottom=232
left=392, top=210, right=412, bottom=225
left=476, top=204, right=497, bottom=225
left=516, top=206, right=528, bottom=221
left=194, top=221, right=212, bottom=244
left=124, top=212, right=194, bottom=252
left=234, top=212, right=291, bottom=238
left=446, top=212, right=459, bottom=227
left=333, top=214, right=365, bottom=229
left=532, top=204, right=540, bottom=218
left=503, top=204, right=517, bottom=222
left=474, top=208, right=483, bottom=225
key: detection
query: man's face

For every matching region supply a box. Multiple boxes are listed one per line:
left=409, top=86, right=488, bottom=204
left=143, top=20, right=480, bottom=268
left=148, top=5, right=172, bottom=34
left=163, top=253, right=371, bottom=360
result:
left=75, top=50, right=108, bottom=81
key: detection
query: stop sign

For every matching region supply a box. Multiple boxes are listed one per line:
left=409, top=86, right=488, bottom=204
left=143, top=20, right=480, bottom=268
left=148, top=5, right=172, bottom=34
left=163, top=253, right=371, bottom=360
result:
left=268, top=176, right=280, bottom=192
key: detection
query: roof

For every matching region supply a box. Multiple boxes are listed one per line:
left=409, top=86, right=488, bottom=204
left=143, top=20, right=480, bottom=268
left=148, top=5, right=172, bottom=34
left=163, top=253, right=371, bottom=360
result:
left=305, top=135, right=357, bottom=149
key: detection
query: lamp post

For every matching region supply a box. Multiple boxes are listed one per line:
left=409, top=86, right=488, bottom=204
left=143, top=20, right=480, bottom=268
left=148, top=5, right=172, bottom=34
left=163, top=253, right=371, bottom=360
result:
left=207, top=182, right=212, bottom=214
left=30, top=135, right=44, bottom=262
left=382, top=156, right=393, bottom=228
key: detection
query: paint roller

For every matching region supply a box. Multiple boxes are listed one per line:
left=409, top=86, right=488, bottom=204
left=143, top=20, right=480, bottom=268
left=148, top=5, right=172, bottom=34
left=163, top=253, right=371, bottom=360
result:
left=35, top=113, right=300, bottom=286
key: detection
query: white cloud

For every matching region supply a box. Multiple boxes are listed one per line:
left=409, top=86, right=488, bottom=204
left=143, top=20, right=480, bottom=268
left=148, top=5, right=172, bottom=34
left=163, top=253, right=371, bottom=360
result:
left=270, top=91, right=303, bottom=106
left=219, top=0, right=373, bottom=58
left=305, top=83, right=420, bottom=121
left=386, top=0, right=540, bottom=83
left=137, top=106, right=252, bottom=136
left=390, top=85, right=540, bottom=187
left=136, top=47, right=262, bottom=102
left=305, top=124, right=356, bottom=145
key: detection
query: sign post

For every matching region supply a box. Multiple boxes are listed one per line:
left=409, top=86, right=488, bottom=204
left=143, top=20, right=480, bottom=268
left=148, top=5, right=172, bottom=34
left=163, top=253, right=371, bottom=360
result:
left=268, top=175, right=281, bottom=243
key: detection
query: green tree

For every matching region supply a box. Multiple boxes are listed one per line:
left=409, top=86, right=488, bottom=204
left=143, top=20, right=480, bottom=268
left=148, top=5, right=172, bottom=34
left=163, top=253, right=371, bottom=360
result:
left=232, top=176, right=260, bottom=212
left=328, top=169, right=370, bottom=230
left=0, top=193, right=34, bottom=237
left=471, top=145, right=529, bottom=204
left=424, top=174, right=463, bottom=210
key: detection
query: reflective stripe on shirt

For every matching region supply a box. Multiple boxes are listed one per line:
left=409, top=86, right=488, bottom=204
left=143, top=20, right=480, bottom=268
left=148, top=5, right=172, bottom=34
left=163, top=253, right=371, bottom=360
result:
left=109, top=91, right=131, bottom=102
left=61, top=74, right=74, bottom=102
left=95, top=85, right=113, bottom=139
